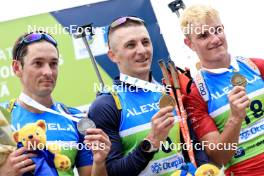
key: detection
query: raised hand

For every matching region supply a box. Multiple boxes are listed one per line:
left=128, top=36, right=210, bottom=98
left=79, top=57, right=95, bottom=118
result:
left=228, top=86, right=250, bottom=119
left=146, top=106, right=175, bottom=148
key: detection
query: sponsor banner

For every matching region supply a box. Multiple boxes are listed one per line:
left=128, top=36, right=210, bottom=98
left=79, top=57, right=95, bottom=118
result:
left=139, top=153, right=184, bottom=176
left=0, top=0, right=170, bottom=108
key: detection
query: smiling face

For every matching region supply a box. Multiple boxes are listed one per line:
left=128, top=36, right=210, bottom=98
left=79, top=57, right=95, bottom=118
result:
left=184, top=17, right=229, bottom=68
left=12, top=41, right=59, bottom=99
left=108, top=25, right=153, bottom=81
left=180, top=5, right=230, bottom=69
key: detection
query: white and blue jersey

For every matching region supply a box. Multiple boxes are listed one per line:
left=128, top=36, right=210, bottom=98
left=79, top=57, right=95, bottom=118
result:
left=1, top=101, right=93, bottom=176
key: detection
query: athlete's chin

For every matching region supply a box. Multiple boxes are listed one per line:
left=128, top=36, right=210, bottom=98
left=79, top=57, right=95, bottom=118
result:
left=135, top=69, right=151, bottom=78
left=38, top=88, right=54, bottom=96
left=208, top=50, right=227, bottom=62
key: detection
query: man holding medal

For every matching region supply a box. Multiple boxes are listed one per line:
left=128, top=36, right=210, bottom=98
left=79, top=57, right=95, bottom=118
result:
left=88, top=16, right=208, bottom=175
left=0, top=31, right=111, bottom=176
left=181, top=4, right=264, bottom=175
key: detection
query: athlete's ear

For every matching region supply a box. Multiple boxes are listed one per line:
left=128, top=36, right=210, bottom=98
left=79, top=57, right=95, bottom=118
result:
left=184, top=37, right=196, bottom=52
left=12, top=60, right=23, bottom=78
left=108, top=49, right=120, bottom=64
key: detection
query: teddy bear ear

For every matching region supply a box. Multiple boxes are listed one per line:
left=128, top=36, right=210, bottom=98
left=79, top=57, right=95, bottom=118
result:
left=13, top=131, right=19, bottom=143
left=36, top=120, right=46, bottom=131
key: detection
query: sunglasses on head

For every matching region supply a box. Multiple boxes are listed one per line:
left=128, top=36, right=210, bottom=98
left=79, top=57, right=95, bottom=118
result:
left=107, top=16, right=145, bottom=48
left=15, top=32, right=57, bottom=60
left=109, top=16, right=145, bottom=29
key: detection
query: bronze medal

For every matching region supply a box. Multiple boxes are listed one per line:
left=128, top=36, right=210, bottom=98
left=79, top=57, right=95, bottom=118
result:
left=77, top=116, right=96, bottom=135
left=231, top=74, right=247, bottom=87
left=159, top=95, right=176, bottom=108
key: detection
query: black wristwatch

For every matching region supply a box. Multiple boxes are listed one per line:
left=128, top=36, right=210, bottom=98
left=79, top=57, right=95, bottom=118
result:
left=140, top=139, right=159, bottom=153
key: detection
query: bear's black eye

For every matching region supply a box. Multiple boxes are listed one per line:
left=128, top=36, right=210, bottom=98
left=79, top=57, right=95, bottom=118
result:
left=22, top=138, right=26, bottom=141
left=36, top=132, right=39, bottom=135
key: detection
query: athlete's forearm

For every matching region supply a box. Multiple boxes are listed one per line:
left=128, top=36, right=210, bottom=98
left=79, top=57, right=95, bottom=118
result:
left=203, top=115, right=243, bottom=165
left=91, top=162, right=108, bottom=176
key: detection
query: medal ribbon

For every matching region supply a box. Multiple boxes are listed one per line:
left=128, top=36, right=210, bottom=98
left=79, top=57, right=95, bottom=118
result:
left=201, top=55, right=239, bottom=73
left=119, top=73, right=165, bottom=92
left=18, top=92, right=81, bottom=122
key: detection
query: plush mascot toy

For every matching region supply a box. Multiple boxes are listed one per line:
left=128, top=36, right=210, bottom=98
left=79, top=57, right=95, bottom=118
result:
left=195, top=164, right=225, bottom=176
left=170, top=163, right=225, bottom=176
left=12, top=120, right=71, bottom=175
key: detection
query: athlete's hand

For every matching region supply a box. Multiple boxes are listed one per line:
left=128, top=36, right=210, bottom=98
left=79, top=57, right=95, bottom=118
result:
left=147, top=106, right=174, bottom=148
left=0, top=147, right=36, bottom=176
left=228, top=86, right=250, bottom=120
left=84, top=128, right=111, bottom=164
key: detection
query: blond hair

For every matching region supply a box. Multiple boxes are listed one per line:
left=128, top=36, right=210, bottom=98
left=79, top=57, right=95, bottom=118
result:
left=180, top=4, right=220, bottom=35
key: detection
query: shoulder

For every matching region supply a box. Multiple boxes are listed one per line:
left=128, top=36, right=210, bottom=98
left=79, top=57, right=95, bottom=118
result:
left=250, top=58, right=264, bottom=78
left=89, top=93, right=118, bottom=113
left=56, top=102, right=82, bottom=115
left=183, top=83, right=206, bottom=106
left=250, top=58, right=264, bottom=66
left=89, top=92, right=121, bottom=129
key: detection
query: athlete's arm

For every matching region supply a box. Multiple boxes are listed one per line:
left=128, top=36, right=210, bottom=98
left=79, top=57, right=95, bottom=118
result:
left=88, top=94, right=155, bottom=176
left=184, top=84, right=249, bottom=165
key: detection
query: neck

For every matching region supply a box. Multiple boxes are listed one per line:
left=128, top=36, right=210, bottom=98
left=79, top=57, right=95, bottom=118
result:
left=20, top=91, right=53, bottom=113
left=123, top=72, right=150, bottom=82
left=136, top=74, right=149, bottom=82
left=201, top=54, right=230, bottom=69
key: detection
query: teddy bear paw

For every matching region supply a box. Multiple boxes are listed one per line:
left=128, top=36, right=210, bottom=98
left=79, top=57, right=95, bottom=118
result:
left=54, top=154, right=71, bottom=171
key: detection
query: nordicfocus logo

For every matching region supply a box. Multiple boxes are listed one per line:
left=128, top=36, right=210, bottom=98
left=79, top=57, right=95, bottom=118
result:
left=150, top=157, right=184, bottom=174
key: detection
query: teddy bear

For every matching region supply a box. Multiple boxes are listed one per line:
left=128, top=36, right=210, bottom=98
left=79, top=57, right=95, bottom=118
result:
left=12, top=120, right=71, bottom=171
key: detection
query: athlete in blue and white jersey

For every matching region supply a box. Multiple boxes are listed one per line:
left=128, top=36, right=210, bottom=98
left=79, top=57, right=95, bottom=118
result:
left=0, top=31, right=110, bottom=176
left=180, top=4, right=264, bottom=175
left=89, top=16, right=209, bottom=176
left=2, top=101, right=93, bottom=176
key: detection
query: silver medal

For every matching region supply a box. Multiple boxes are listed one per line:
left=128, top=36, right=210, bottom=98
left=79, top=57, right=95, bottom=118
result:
left=77, top=117, right=96, bottom=135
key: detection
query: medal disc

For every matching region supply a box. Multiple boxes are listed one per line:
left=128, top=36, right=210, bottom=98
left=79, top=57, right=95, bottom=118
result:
left=231, top=74, right=247, bottom=87
left=77, top=117, right=96, bottom=135
left=159, top=95, right=176, bottom=108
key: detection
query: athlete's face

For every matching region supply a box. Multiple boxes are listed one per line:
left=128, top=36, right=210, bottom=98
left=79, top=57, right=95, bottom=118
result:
left=108, top=25, right=153, bottom=80
left=184, top=18, right=228, bottom=68
left=12, top=41, right=59, bottom=98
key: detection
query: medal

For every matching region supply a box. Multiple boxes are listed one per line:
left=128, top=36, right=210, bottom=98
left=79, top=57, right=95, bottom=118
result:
left=159, top=95, right=176, bottom=108
left=77, top=116, right=96, bottom=135
left=231, top=74, right=247, bottom=87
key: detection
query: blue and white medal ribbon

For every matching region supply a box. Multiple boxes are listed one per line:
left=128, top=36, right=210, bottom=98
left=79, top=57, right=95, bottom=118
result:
left=18, top=92, right=81, bottom=122
left=120, top=73, right=165, bottom=92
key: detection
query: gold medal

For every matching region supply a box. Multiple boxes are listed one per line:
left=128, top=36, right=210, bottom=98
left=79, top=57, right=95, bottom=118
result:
left=159, top=95, right=176, bottom=108
left=231, top=74, right=247, bottom=87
